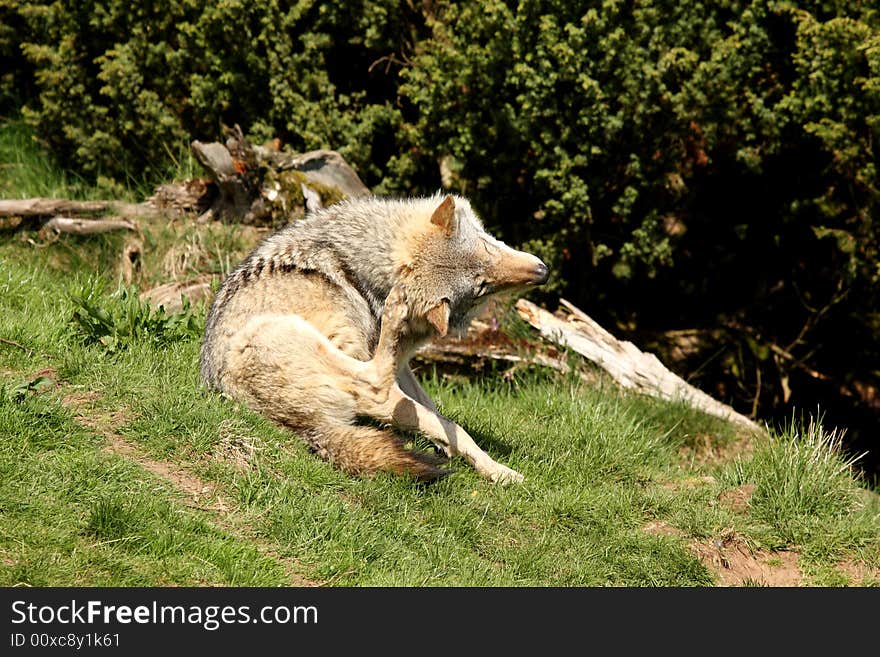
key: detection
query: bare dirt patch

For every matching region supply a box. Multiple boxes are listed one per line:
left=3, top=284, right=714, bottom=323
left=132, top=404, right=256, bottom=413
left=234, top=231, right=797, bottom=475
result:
left=690, top=533, right=802, bottom=587
left=643, top=520, right=685, bottom=538
left=835, top=559, right=880, bottom=585
left=643, top=522, right=802, bottom=586
left=67, top=396, right=233, bottom=512
left=678, top=431, right=755, bottom=468
left=718, top=484, right=756, bottom=514
left=102, top=432, right=232, bottom=512
left=102, top=433, right=318, bottom=585
left=211, top=419, right=260, bottom=471
left=62, top=390, right=102, bottom=408
left=659, top=475, right=716, bottom=492
left=32, top=366, right=59, bottom=380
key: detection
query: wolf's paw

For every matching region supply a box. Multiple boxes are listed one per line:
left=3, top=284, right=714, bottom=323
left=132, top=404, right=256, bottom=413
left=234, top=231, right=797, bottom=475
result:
left=382, top=285, right=410, bottom=327
left=384, top=283, right=408, bottom=307
left=488, top=464, right=524, bottom=485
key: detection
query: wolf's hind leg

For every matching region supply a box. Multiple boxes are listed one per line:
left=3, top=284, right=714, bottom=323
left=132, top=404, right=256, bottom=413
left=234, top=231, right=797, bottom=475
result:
left=226, top=313, right=448, bottom=481
left=377, top=386, right=524, bottom=484
left=352, top=283, right=410, bottom=406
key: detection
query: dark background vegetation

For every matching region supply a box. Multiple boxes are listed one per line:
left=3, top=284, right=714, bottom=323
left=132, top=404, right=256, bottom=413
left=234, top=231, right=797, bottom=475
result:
left=2, top=0, right=878, bottom=483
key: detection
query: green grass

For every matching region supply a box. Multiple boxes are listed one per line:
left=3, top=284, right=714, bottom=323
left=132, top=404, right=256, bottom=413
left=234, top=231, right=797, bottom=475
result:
left=0, top=115, right=202, bottom=202
left=0, top=117, right=122, bottom=201
left=718, top=421, right=879, bottom=561
left=1, top=116, right=878, bottom=586
left=0, top=387, right=288, bottom=586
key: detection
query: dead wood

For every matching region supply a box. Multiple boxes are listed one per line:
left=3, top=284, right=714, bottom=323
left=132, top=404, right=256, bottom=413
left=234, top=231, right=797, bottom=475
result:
left=43, top=216, right=137, bottom=235
left=3, top=127, right=369, bottom=232
left=274, top=149, right=371, bottom=199
left=149, top=178, right=215, bottom=214
left=140, top=276, right=214, bottom=314
left=180, top=125, right=370, bottom=226
left=516, top=298, right=764, bottom=433
left=0, top=198, right=110, bottom=217
left=0, top=337, right=32, bottom=355
left=0, top=198, right=162, bottom=220
left=191, top=138, right=255, bottom=222
left=417, top=336, right=587, bottom=380
left=413, top=299, right=593, bottom=382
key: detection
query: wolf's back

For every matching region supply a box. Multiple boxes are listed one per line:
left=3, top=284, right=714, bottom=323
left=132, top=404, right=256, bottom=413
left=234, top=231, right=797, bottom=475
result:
left=199, top=248, right=272, bottom=390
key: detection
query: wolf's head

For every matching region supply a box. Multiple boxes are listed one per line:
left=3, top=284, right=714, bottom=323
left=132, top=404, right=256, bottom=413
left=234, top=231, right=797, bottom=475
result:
left=399, top=194, right=549, bottom=338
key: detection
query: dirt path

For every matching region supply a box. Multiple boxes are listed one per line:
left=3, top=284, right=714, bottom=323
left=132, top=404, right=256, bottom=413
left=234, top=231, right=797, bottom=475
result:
left=63, top=391, right=321, bottom=587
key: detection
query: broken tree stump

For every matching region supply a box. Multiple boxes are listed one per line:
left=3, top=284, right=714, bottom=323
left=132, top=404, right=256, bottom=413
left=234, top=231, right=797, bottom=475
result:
left=2, top=127, right=370, bottom=232
left=182, top=125, right=370, bottom=226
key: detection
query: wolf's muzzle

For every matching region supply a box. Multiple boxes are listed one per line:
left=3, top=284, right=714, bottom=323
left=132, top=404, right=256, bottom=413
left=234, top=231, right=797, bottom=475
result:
left=533, top=261, right=550, bottom=285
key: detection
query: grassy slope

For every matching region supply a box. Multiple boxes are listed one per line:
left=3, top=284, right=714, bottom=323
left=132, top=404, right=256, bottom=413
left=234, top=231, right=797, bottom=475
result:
left=1, top=120, right=878, bottom=586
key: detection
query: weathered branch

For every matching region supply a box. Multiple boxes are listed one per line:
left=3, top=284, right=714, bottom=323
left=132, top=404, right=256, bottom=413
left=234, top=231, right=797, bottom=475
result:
left=516, top=298, right=764, bottom=433
left=0, top=337, right=32, bottom=355
left=0, top=198, right=111, bottom=217
left=0, top=198, right=163, bottom=220
left=140, top=277, right=214, bottom=314
left=43, top=216, right=137, bottom=235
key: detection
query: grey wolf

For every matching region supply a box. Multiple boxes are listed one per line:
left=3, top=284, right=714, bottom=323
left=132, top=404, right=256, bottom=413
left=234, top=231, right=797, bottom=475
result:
left=200, top=194, right=549, bottom=483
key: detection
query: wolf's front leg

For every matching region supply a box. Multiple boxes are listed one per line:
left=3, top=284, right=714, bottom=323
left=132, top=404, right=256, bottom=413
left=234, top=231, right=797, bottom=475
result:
left=380, top=386, right=524, bottom=484
left=397, top=365, right=439, bottom=414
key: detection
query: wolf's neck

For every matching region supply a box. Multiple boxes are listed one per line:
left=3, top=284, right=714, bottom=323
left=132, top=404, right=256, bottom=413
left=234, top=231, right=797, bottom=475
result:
left=330, top=217, right=399, bottom=288
left=299, top=202, right=415, bottom=312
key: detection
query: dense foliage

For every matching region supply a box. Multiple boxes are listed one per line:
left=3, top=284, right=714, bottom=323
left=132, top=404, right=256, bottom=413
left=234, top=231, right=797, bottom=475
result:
left=2, top=0, right=879, bottom=472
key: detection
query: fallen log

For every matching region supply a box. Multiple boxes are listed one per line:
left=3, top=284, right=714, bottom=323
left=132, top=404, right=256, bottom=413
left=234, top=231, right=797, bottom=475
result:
left=0, top=198, right=159, bottom=219
left=0, top=198, right=111, bottom=217
left=43, top=216, right=137, bottom=235
left=516, top=298, right=764, bottom=433
left=140, top=276, right=214, bottom=314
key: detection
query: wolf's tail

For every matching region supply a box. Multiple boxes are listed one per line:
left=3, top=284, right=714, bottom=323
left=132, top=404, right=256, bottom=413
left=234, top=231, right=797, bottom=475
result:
left=301, top=424, right=450, bottom=482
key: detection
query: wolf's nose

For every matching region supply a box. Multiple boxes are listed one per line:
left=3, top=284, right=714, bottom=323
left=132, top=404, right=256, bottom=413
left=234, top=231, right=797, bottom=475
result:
left=533, top=261, right=549, bottom=285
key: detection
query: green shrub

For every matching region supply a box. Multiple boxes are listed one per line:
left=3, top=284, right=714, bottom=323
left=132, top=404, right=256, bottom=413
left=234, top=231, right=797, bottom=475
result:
left=395, top=1, right=880, bottom=452
left=3, top=0, right=415, bottom=185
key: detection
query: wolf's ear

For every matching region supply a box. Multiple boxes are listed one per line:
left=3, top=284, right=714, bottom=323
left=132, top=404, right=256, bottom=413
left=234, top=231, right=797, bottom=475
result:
left=426, top=299, right=450, bottom=337
left=430, top=195, right=456, bottom=237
